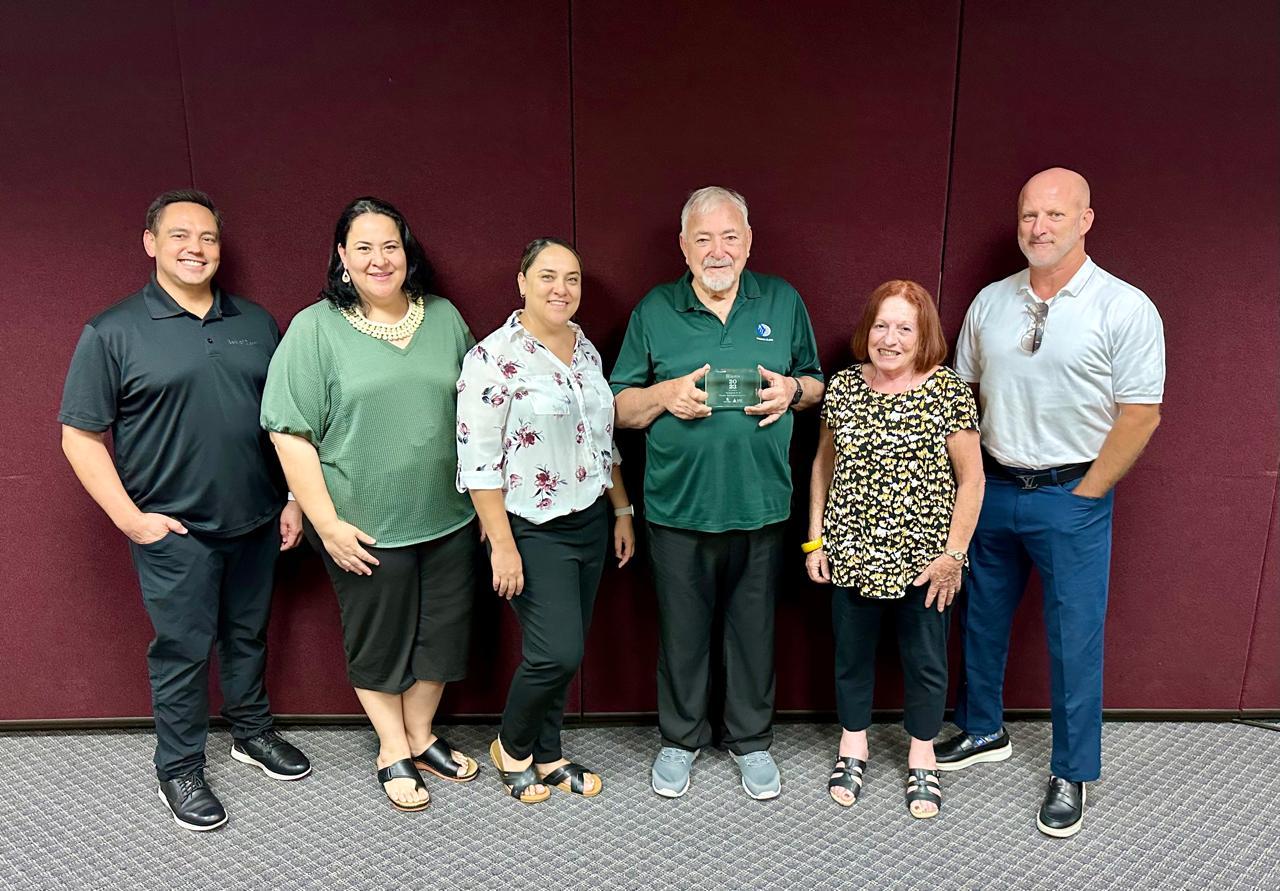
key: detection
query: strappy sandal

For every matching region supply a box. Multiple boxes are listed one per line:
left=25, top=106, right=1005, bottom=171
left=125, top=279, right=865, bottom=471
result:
left=905, top=768, right=942, bottom=819
left=413, top=735, right=479, bottom=783
left=488, top=739, right=551, bottom=804
left=828, top=756, right=866, bottom=807
left=540, top=762, right=602, bottom=798
left=376, top=758, right=430, bottom=812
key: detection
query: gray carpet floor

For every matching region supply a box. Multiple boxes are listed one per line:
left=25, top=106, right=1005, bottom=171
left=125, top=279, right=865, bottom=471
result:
left=0, top=721, right=1276, bottom=890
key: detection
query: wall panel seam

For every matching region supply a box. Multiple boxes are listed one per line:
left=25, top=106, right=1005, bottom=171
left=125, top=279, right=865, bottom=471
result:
left=168, top=0, right=196, bottom=187
left=936, top=0, right=965, bottom=310
left=1238, top=462, right=1280, bottom=710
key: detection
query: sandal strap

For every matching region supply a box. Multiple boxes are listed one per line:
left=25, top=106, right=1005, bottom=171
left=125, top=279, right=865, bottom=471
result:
left=416, top=737, right=473, bottom=778
left=495, top=763, right=543, bottom=799
left=828, top=757, right=866, bottom=790
left=905, top=768, right=942, bottom=804
left=542, top=762, right=592, bottom=794
left=376, top=758, right=425, bottom=791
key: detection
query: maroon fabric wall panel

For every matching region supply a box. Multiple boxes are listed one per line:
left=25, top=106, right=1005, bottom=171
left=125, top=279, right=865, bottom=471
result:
left=571, top=0, right=962, bottom=713
left=171, top=0, right=573, bottom=716
left=0, top=3, right=194, bottom=719
left=1241, top=486, right=1280, bottom=710
left=939, top=1, right=1280, bottom=707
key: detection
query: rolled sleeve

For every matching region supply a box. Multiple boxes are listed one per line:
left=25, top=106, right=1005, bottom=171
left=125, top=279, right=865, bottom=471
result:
left=58, top=325, right=118, bottom=432
left=455, top=345, right=512, bottom=492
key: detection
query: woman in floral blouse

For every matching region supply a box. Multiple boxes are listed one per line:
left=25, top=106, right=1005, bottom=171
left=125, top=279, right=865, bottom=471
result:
left=456, top=237, right=635, bottom=804
left=805, top=280, right=983, bottom=819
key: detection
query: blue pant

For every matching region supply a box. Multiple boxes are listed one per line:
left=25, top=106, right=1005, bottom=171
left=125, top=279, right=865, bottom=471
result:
left=954, top=475, right=1114, bottom=781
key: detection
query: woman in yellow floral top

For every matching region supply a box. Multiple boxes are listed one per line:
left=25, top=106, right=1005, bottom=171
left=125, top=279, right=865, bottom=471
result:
left=806, top=280, right=983, bottom=819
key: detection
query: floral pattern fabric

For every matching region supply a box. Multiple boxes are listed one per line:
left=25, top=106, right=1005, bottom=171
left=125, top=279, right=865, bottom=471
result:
left=820, top=364, right=978, bottom=599
left=456, top=311, right=620, bottom=523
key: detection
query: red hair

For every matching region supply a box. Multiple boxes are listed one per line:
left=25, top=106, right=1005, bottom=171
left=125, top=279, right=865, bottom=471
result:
left=849, top=280, right=947, bottom=372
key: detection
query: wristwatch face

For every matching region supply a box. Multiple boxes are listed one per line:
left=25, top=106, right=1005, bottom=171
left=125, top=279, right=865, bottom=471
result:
left=790, top=380, right=803, bottom=405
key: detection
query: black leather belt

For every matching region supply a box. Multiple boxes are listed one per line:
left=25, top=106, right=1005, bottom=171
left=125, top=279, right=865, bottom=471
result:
left=983, top=454, right=1093, bottom=491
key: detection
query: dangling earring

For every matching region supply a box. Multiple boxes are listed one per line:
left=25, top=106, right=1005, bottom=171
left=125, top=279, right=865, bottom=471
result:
left=341, top=268, right=351, bottom=284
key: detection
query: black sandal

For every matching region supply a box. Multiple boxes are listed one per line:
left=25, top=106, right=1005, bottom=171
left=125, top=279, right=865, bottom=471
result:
left=413, top=736, right=479, bottom=783
left=905, top=768, right=942, bottom=819
left=376, top=758, right=430, bottom=812
left=488, top=739, right=550, bottom=804
left=828, top=756, right=866, bottom=807
left=541, top=762, right=602, bottom=798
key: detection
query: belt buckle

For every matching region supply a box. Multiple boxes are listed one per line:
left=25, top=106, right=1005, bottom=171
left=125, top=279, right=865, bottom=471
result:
left=1015, top=473, right=1040, bottom=491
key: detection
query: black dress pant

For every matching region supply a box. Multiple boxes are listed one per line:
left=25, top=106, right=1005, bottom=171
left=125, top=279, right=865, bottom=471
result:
left=500, top=499, right=608, bottom=762
left=304, top=519, right=477, bottom=693
left=648, top=521, right=785, bottom=755
left=129, top=517, right=279, bottom=781
left=832, top=583, right=952, bottom=741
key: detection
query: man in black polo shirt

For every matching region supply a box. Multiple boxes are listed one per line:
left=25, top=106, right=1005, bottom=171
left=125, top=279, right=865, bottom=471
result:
left=59, top=191, right=310, bottom=832
left=611, top=186, right=824, bottom=800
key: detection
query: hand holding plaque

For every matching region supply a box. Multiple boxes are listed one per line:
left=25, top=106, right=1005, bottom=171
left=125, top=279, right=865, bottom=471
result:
left=700, top=367, right=763, bottom=410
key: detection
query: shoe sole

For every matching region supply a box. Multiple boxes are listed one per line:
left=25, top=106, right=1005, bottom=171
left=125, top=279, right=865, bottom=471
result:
left=935, top=742, right=1012, bottom=772
left=741, top=777, right=780, bottom=800
left=1036, top=786, right=1086, bottom=838
left=156, top=787, right=228, bottom=832
left=230, top=745, right=312, bottom=781
left=652, top=774, right=690, bottom=798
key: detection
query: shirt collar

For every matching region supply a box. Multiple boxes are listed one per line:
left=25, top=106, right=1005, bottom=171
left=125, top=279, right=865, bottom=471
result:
left=1016, top=256, right=1098, bottom=302
left=143, top=274, right=238, bottom=320
left=675, top=268, right=760, bottom=312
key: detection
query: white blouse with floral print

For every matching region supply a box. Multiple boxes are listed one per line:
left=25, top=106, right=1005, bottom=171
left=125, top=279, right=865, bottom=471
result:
left=455, top=311, right=620, bottom=524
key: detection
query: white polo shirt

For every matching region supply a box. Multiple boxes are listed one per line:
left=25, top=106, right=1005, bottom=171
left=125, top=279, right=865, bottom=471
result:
left=955, top=257, right=1165, bottom=470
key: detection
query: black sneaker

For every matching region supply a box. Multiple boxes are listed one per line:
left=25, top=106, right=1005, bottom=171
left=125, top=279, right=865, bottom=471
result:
left=934, top=727, right=1012, bottom=772
left=231, top=729, right=312, bottom=780
left=1036, top=776, right=1086, bottom=837
left=157, top=769, right=227, bottom=832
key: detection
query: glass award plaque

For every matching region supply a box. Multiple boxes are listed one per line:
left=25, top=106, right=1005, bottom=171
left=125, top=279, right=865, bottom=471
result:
left=701, top=367, right=762, bottom=410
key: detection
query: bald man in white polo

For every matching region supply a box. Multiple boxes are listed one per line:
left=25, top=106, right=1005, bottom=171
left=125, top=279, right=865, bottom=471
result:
left=937, top=168, right=1165, bottom=837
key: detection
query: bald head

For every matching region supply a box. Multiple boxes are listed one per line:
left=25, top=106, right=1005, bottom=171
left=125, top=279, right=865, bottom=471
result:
left=1019, top=167, right=1091, bottom=213
left=1017, top=167, right=1094, bottom=271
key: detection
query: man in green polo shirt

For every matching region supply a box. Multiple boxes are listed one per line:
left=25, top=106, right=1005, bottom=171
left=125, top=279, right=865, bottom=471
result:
left=59, top=191, right=311, bottom=832
left=611, top=186, right=824, bottom=800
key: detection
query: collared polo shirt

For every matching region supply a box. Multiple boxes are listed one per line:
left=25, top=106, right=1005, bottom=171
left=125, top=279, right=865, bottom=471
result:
left=954, top=257, right=1165, bottom=469
left=59, top=275, right=286, bottom=536
left=610, top=269, right=823, bottom=532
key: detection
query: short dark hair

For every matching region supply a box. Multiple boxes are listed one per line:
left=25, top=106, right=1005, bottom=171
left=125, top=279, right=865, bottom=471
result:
left=321, top=197, right=434, bottom=311
left=849, top=279, right=948, bottom=372
left=518, top=237, right=582, bottom=276
left=145, top=190, right=222, bottom=234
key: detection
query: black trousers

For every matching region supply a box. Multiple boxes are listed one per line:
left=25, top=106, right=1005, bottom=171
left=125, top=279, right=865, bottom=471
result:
left=304, top=520, right=477, bottom=693
left=648, top=521, right=785, bottom=755
left=129, top=517, right=279, bottom=781
left=832, top=583, right=952, bottom=741
left=500, top=499, right=608, bottom=762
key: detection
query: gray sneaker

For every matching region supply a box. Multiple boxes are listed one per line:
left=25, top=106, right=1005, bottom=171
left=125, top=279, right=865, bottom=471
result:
left=733, top=750, right=781, bottom=800
left=651, top=746, right=699, bottom=798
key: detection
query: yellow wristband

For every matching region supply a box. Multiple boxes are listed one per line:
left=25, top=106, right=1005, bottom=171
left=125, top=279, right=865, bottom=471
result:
left=801, top=537, right=824, bottom=553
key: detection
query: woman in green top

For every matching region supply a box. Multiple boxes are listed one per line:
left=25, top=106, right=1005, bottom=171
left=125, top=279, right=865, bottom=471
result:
left=262, top=197, right=480, bottom=813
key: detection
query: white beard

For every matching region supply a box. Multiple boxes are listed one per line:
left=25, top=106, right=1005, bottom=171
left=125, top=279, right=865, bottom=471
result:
left=700, top=265, right=736, bottom=292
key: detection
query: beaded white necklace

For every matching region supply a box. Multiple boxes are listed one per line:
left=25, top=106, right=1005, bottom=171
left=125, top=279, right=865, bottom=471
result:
left=340, top=296, right=424, bottom=341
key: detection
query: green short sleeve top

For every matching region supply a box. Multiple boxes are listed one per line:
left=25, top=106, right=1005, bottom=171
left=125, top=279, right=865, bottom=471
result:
left=261, top=295, right=476, bottom=547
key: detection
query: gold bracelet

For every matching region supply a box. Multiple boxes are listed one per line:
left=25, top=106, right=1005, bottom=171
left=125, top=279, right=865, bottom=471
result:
left=801, top=537, right=824, bottom=553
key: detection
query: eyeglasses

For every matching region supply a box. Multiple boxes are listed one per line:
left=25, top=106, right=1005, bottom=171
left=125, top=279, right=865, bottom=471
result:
left=1020, top=302, right=1049, bottom=354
